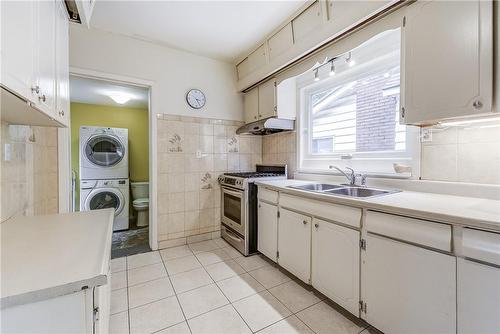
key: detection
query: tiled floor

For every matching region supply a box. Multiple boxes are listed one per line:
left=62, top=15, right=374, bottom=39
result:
left=109, top=238, right=372, bottom=334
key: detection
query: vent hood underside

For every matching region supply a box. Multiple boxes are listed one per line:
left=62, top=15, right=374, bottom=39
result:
left=236, top=117, right=294, bottom=135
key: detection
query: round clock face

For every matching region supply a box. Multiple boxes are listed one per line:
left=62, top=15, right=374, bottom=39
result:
left=186, top=89, right=206, bottom=109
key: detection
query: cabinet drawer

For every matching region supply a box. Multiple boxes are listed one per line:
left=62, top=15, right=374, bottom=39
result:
left=258, top=188, right=278, bottom=204
left=280, top=194, right=361, bottom=228
left=366, top=211, right=451, bottom=252
left=462, top=228, right=500, bottom=266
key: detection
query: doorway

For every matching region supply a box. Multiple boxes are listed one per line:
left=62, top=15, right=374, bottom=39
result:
left=69, top=74, right=151, bottom=258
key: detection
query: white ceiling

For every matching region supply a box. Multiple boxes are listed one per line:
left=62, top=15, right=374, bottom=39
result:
left=70, top=76, right=149, bottom=108
left=89, top=0, right=306, bottom=62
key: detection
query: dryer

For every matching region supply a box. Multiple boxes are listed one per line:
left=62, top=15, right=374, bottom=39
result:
left=80, top=179, right=129, bottom=231
left=80, top=126, right=128, bottom=180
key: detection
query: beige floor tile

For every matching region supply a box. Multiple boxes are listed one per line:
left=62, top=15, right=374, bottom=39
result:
left=164, top=255, right=202, bottom=275
left=213, top=238, right=230, bottom=248
left=222, top=246, right=244, bottom=259
left=248, top=265, right=291, bottom=289
left=205, top=259, right=246, bottom=281
left=268, top=280, right=322, bottom=313
left=128, top=262, right=167, bottom=287
left=129, top=296, right=185, bottom=334
left=156, top=322, right=191, bottom=334
left=111, top=271, right=128, bottom=291
left=216, top=273, right=265, bottom=302
left=233, top=291, right=292, bottom=332
left=109, top=311, right=129, bottom=334
left=188, top=240, right=220, bottom=253
left=257, top=315, right=314, bottom=334
left=128, top=277, right=175, bottom=309
left=127, top=251, right=162, bottom=270
left=296, top=301, right=363, bottom=334
left=178, top=283, right=229, bottom=319
left=111, top=257, right=127, bottom=273
left=195, top=248, right=231, bottom=266
left=160, top=245, right=193, bottom=261
left=170, top=267, right=214, bottom=293
left=188, top=305, right=251, bottom=334
left=234, top=254, right=269, bottom=271
left=111, top=288, right=128, bottom=315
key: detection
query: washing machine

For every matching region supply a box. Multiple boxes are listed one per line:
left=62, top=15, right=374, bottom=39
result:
left=80, top=179, right=129, bottom=231
left=80, top=126, right=129, bottom=180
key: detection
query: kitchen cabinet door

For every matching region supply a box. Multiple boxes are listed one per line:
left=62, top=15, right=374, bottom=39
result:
left=312, top=218, right=360, bottom=316
left=244, top=87, right=259, bottom=124
left=257, top=200, right=278, bottom=262
left=277, top=208, right=311, bottom=283
left=402, top=0, right=493, bottom=124
left=35, top=0, right=57, bottom=117
left=0, top=0, right=36, bottom=100
left=293, top=1, right=322, bottom=43
left=362, top=234, right=456, bottom=334
left=268, top=23, right=294, bottom=62
left=258, top=79, right=277, bottom=120
left=55, top=0, right=70, bottom=127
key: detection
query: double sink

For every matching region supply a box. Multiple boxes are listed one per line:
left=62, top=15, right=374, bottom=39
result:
left=287, top=183, right=399, bottom=198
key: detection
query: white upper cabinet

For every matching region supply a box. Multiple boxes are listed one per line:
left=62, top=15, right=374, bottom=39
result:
left=35, top=0, right=57, bottom=117
left=243, top=87, right=259, bottom=123
left=401, top=0, right=493, bottom=124
left=312, top=218, right=360, bottom=316
left=55, top=0, right=70, bottom=126
left=268, top=23, right=294, bottom=62
left=257, top=200, right=278, bottom=262
left=293, top=1, right=322, bottom=43
left=258, top=79, right=277, bottom=119
left=237, top=44, right=267, bottom=80
left=0, top=1, right=36, bottom=100
left=277, top=208, right=311, bottom=283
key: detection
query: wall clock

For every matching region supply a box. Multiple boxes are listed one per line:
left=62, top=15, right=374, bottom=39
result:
left=186, top=89, right=206, bottom=109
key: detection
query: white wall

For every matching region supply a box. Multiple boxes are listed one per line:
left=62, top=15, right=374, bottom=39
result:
left=69, top=25, right=243, bottom=121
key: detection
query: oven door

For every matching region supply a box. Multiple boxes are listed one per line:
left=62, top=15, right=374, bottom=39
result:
left=221, top=186, right=246, bottom=236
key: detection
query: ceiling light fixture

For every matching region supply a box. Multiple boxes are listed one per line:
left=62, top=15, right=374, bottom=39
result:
left=329, top=61, right=336, bottom=76
left=345, top=52, right=355, bottom=67
left=314, top=68, right=320, bottom=81
left=438, top=115, right=500, bottom=127
left=109, top=92, right=132, bottom=104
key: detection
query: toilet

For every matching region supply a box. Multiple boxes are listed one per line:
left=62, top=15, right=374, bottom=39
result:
left=131, top=182, right=149, bottom=227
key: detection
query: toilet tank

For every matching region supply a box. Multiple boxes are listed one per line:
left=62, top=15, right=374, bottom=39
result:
left=131, top=182, right=149, bottom=199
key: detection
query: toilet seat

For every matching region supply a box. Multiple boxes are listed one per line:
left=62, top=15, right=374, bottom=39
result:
left=133, top=198, right=149, bottom=208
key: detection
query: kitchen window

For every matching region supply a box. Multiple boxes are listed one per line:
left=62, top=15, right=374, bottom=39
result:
left=298, top=29, right=419, bottom=176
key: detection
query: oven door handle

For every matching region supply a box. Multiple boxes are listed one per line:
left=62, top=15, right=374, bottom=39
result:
left=224, top=228, right=242, bottom=242
left=222, top=187, right=243, bottom=198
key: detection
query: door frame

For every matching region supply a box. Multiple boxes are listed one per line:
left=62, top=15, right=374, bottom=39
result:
left=58, top=67, right=158, bottom=250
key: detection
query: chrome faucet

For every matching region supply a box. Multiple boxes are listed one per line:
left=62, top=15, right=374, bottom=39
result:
left=329, top=166, right=367, bottom=186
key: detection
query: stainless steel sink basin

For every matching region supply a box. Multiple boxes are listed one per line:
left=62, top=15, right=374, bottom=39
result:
left=323, top=186, right=396, bottom=198
left=288, top=183, right=345, bottom=192
left=287, top=183, right=399, bottom=198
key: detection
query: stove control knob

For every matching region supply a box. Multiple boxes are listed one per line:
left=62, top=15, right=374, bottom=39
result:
left=236, top=180, right=243, bottom=186
left=218, top=176, right=224, bottom=184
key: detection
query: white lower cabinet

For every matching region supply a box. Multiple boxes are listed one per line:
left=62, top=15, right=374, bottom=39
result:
left=277, top=208, right=311, bottom=283
left=257, top=200, right=278, bottom=262
left=362, top=234, right=456, bottom=334
left=311, top=218, right=360, bottom=315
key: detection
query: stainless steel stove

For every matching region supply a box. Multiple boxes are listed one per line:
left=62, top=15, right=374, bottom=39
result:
left=218, top=164, right=287, bottom=256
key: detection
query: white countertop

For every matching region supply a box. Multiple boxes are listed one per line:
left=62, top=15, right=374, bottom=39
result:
left=256, top=180, right=500, bottom=231
left=1, top=209, right=114, bottom=309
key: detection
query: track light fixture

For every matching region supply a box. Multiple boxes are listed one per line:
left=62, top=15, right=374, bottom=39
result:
left=314, top=68, right=320, bottom=81
left=329, top=61, right=336, bottom=76
left=345, top=52, right=355, bottom=67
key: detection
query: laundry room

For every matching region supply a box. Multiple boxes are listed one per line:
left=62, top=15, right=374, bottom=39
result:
left=69, top=76, right=150, bottom=257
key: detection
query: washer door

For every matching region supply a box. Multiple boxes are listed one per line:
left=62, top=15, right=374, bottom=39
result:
left=85, top=134, right=125, bottom=167
left=84, top=188, right=124, bottom=216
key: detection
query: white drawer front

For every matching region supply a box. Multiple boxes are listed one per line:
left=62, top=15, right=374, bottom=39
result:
left=279, top=194, right=361, bottom=228
left=463, top=228, right=500, bottom=266
left=366, top=211, right=451, bottom=252
left=258, top=188, right=278, bottom=204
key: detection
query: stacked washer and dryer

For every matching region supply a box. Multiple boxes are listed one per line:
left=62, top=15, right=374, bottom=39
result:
left=79, top=126, right=152, bottom=232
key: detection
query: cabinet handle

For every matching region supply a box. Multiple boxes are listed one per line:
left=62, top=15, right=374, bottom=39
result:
left=473, top=100, right=483, bottom=109
left=400, top=107, right=405, bottom=118
left=314, top=223, right=319, bottom=228
left=303, top=220, right=308, bottom=225
left=59, top=110, right=65, bottom=116
left=31, top=85, right=40, bottom=94
left=38, top=94, right=46, bottom=102
left=254, top=116, right=257, bottom=119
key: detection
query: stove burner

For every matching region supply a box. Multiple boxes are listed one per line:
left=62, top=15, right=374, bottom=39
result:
left=224, top=172, right=284, bottom=178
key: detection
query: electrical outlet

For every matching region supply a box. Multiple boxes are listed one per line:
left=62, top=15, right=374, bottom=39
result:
left=196, top=150, right=202, bottom=158
left=421, top=128, right=433, bottom=142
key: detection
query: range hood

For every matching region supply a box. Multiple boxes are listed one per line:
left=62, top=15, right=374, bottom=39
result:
left=236, top=117, right=295, bottom=135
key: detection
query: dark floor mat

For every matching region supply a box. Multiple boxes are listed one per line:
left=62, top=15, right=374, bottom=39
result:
left=111, top=226, right=150, bottom=258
